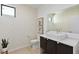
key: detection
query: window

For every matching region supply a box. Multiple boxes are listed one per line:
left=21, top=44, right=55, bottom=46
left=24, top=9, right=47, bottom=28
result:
left=1, top=4, right=16, bottom=17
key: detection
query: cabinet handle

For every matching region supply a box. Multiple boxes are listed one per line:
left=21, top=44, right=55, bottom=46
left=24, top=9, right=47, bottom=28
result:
left=57, top=42, right=59, bottom=44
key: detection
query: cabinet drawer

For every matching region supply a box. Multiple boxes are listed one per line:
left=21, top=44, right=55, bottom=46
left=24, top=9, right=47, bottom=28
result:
left=57, top=43, right=73, bottom=54
left=40, top=36, right=47, bottom=53
left=47, top=39, right=57, bottom=54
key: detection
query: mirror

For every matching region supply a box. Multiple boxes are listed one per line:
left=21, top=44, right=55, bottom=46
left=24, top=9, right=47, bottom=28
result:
left=47, top=13, right=56, bottom=31
left=48, top=13, right=55, bottom=23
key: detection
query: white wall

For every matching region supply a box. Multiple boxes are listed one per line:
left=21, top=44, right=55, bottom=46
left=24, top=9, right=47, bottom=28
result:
left=37, top=4, right=76, bottom=33
left=0, top=4, right=38, bottom=52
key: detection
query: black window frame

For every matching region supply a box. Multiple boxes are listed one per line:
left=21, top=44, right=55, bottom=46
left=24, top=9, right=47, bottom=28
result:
left=1, top=4, right=16, bottom=17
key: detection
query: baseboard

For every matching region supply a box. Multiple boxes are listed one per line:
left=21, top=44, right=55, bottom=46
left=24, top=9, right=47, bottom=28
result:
left=8, top=45, right=31, bottom=53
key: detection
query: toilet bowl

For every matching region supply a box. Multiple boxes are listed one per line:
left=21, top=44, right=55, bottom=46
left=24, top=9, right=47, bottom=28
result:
left=31, top=39, right=40, bottom=48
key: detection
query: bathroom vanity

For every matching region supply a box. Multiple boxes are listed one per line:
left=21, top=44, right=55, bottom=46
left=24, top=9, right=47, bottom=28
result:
left=40, top=31, right=79, bottom=54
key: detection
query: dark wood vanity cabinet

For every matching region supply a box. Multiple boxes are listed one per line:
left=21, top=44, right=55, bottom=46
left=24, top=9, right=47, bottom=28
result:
left=57, top=43, right=73, bottom=54
left=47, top=39, right=57, bottom=54
left=40, top=36, right=73, bottom=54
left=40, top=36, right=57, bottom=54
left=40, top=36, right=47, bottom=53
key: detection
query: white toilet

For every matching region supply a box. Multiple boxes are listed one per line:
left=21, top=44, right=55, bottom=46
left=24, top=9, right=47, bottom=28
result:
left=31, top=39, right=40, bottom=48
left=31, top=35, right=40, bottom=48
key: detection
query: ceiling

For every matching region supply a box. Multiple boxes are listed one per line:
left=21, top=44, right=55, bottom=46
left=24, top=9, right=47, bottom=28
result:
left=29, top=4, right=76, bottom=10
left=28, top=4, right=43, bottom=9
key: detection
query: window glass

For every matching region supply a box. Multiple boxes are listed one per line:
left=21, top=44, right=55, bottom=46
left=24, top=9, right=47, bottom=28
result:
left=1, top=4, right=16, bottom=17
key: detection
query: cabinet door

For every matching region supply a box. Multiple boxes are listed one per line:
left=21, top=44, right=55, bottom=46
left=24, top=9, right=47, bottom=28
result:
left=40, top=36, right=47, bottom=53
left=57, top=43, right=73, bottom=54
left=47, top=39, right=57, bottom=54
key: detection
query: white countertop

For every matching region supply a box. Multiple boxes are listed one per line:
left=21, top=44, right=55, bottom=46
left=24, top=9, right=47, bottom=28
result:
left=40, top=34, right=79, bottom=47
